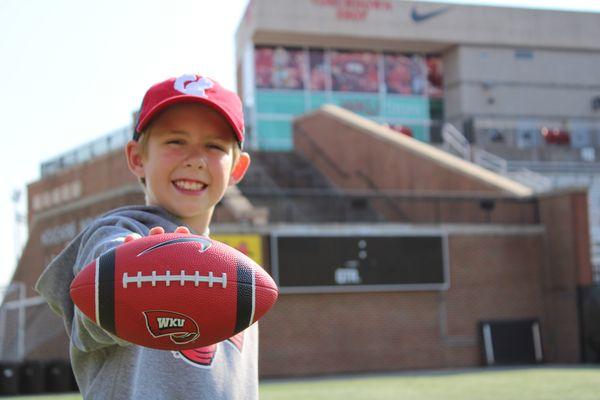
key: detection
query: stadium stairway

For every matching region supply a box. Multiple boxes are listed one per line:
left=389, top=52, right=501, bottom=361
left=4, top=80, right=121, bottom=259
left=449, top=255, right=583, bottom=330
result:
left=238, top=151, right=382, bottom=223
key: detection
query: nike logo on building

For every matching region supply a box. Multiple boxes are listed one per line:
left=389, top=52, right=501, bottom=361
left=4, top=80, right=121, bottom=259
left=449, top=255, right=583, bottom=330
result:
left=411, top=5, right=451, bottom=23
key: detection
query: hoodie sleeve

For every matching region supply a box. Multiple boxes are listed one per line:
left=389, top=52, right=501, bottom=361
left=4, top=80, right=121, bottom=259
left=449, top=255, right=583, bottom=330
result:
left=36, top=214, right=150, bottom=352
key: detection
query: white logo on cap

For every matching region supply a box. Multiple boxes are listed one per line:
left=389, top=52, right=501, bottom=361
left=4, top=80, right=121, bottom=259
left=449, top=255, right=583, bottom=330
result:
left=174, top=75, right=214, bottom=97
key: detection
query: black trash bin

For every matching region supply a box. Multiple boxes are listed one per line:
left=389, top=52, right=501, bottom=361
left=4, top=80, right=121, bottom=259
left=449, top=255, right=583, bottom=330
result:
left=19, top=360, right=46, bottom=394
left=0, top=362, right=20, bottom=396
left=45, top=360, right=72, bottom=393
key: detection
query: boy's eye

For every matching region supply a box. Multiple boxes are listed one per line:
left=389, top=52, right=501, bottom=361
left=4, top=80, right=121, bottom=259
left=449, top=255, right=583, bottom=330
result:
left=208, top=143, right=226, bottom=152
left=166, top=139, right=184, bottom=145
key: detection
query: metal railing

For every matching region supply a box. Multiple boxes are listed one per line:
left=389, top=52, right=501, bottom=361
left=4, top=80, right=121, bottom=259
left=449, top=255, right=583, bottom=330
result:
left=442, top=123, right=471, bottom=160
left=441, top=124, right=554, bottom=193
left=507, top=168, right=553, bottom=193
left=476, top=126, right=600, bottom=150
left=472, top=148, right=508, bottom=174
left=508, top=160, right=600, bottom=174
left=0, top=283, right=26, bottom=361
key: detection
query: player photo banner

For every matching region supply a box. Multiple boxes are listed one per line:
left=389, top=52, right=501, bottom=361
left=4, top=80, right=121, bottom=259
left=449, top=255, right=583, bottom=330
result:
left=309, top=49, right=328, bottom=91
left=330, top=50, right=379, bottom=93
left=426, top=55, right=444, bottom=98
left=252, top=46, right=444, bottom=148
left=254, top=46, right=444, bottom=97
left=384, top=54, right=427, bottom=95
left=254, top=46, right=305, bottom=90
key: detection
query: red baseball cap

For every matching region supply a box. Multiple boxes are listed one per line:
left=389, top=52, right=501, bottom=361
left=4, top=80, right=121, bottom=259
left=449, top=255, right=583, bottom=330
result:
left=134, top=74, right=244, bottom=147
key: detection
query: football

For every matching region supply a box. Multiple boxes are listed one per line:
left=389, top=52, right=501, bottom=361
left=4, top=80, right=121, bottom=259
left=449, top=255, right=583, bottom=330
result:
left=69, top=233, right=278, bottom=350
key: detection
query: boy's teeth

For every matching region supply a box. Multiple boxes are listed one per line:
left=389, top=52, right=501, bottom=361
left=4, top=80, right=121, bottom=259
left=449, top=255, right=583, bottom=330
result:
left=175, top=180, right=205, bottom=190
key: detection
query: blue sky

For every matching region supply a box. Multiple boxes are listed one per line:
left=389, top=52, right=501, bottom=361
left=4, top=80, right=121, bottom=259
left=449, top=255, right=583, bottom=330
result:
left=1, top=0, right=599, bottom=286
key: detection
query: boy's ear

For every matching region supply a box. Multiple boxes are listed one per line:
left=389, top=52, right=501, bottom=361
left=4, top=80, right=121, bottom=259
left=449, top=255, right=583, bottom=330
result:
left=229, top=152, right=251, bottom=185
left=126, top=140, right=145, bottom=179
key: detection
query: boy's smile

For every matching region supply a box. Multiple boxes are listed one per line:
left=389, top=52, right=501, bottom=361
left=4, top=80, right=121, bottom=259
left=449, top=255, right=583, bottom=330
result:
left=127, top=102, right=249, bottom=232
left=173, top=179, right=207, bottom=193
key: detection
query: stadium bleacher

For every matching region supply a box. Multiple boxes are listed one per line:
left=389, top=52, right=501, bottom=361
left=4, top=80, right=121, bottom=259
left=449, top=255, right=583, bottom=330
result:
left=238, top=151, right=382, bottom=223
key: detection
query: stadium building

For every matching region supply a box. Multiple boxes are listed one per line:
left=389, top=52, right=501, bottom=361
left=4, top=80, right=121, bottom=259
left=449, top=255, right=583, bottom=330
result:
left=1, top=0, right=600, bottom=393
left=235, top=0, right=600, bottom=279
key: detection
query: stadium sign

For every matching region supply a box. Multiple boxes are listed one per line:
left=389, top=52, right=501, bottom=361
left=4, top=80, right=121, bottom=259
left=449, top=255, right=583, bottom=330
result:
left=271, top=228, right=449, bottom=293
left=311, top=0, right=393, bottom=21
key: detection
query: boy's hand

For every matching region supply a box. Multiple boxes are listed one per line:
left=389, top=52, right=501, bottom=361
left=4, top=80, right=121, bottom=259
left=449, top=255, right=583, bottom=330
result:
left=123, top=226, right=191, bottom=243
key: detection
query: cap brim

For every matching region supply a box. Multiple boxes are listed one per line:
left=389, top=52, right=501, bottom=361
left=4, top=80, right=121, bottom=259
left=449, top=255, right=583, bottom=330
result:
left=136, top=95, right=243, bottom=144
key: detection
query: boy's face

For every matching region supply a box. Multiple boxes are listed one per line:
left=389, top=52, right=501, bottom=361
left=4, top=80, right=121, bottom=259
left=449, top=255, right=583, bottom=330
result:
left=126, top=103, right=249, bottom=225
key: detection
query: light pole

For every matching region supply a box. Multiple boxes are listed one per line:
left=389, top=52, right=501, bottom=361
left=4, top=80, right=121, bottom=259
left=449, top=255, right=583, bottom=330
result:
left=12, top=189, right=26, bottom=263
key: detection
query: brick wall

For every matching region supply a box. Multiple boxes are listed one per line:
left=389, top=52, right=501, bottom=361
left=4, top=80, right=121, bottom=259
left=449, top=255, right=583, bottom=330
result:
left=293, top=108, right=539, bottom=225
left=538, top=190, right=592, bottom=362
left=293, top=108, right=530, bottom=194
left=10, top=223, right=581, bottom=372
left=259, top=231, right=547, bottom=376
left=28, top=151, right=138, bottom=224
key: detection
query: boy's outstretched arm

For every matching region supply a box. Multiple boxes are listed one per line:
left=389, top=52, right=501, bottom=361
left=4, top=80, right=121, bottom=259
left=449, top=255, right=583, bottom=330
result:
left=72, top=225, right=192, bottom=351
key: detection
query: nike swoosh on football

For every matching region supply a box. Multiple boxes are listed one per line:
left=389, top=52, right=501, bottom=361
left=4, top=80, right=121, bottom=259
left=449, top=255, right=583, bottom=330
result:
left=411, top=6, right=451, bottom=23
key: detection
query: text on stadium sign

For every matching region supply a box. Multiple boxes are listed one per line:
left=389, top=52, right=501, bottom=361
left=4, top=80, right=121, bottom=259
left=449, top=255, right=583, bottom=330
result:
left=312, top=0, right=393, bottom=21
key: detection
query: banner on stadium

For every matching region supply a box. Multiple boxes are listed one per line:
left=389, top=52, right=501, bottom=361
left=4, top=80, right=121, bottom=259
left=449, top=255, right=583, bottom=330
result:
left=253, top=46, right=444, bottom=149
left=211, top=234, right=264, bottom=265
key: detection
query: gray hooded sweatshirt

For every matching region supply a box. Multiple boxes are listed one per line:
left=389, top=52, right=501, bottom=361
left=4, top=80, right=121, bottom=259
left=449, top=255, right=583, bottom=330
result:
left=36, top=205, right=258, bottom=400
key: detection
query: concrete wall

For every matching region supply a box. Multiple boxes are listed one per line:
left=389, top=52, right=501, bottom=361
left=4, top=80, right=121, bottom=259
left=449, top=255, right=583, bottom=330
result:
left=237, top=0, right=600, bottom=149
left=445, top=45, right=600, bottom=126
left=237, top=0, right=600, bottom=56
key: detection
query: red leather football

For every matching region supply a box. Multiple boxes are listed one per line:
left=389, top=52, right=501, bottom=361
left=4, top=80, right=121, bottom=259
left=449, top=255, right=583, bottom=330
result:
left=69, top=233, right=278, bottom=350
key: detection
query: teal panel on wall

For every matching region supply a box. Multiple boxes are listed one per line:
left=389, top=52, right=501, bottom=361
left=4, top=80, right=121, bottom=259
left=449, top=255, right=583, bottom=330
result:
left=256, top=91, right=307, bottom=115
left=330, top=93, right=380, bottom=117
left=256, top=119, right=293, bottom=151
left=384, top=95, right=430, bottom=121
left=309, top=92, right=328, bottom=111
left=406, top=124, right=429, bottom=142
left=253, top=92, right=434, bottom=149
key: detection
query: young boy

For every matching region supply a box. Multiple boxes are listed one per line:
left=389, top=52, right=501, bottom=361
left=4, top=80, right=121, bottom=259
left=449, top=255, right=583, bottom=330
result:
left=36, top=74, right=255, bottom=399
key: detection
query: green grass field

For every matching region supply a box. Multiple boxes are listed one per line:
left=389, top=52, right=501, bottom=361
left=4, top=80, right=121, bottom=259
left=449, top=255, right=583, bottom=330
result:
left=7, top=366, right=600, bottom=400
